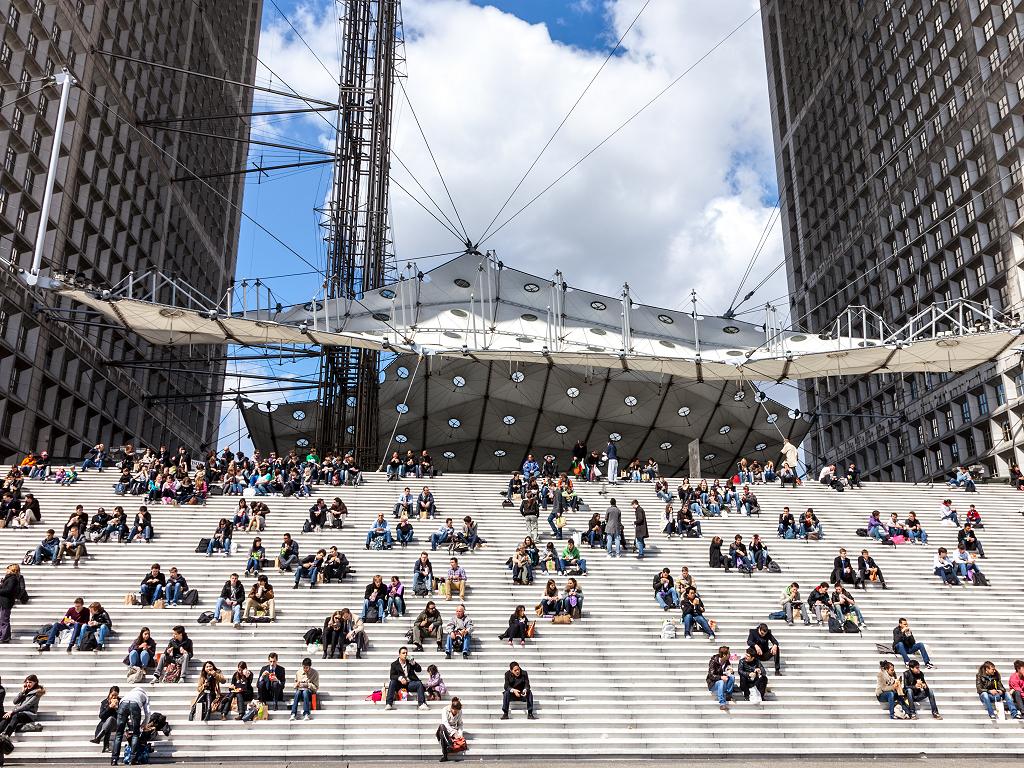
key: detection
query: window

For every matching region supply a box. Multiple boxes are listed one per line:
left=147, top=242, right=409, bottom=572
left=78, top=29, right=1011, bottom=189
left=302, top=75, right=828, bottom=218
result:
left=945, top=409, right=955, bottom=431
left=15, top=207, right=26, bottom=233
left=7, top=6, right=20, bottom=29
left=22, top=169, right=32, bottom=194
left=1015, top=371, right=1024, bottom=396
left=0, top=42, right=11, bottom=68
left=950, top=442, right=960, bottom=462
left=976, top=264, right=986, bottom=285
left=1002, top=422, right=1013, bottom=442
left=26, top=32, right=37, bottom=57
left=33, top=0, right=45, bottom=18
left=978, top=392, right=989, bottom=415
left=50, top=23, right=60, bottom=44
left=4, top=147, right=16, bottom=173
left=961, top=400, right=972, bottom=423
left=30, top=130, right=41, bottom=155
left=966, top=433, right=977, bottom=456
left=934, top=448, right=944, bottom=469
left=11, top=108, right=22, bottom=132
left=0, top=186, right=7, bottom=214
left=997, top=382, right=1006, bottom=406
left=930, top=416, right=940, bottom=439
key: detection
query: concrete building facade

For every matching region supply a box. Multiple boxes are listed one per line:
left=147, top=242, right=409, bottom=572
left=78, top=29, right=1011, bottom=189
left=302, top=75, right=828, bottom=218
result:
left=762, top=0, right=1024, bottom=480
left=0, top=0, right=262, bottom=461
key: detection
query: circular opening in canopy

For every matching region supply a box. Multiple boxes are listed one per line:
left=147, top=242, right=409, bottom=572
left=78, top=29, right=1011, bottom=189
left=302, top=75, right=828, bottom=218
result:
left=719, top=425, right=731, bottom=435
left=396, top=403, right=409, bottom=414
left=723, top=325, right=740, bottom=334
left=659, top=442, right=672, bottom=450
left=555, top=425, right=568, bottom=434
left=448, top=418, right=461, bottom=429
left=511, top=371, right=525, bottom=383
left=703, top=453, right=716, bottom=460
left=454, top=278, right=471, bottom=288
left=677, top=406, right=690, bottom=417
left=521, top=313, right=538, bottom=322
left=395, top=434, right=408, bottom=443
left=566, top=387, right=580, bottom=398
left=524, top=283, right=540, bottom=293
left=502, top=415, right=516, bottom=425
left=450, top=309, right=468, bottom=318
left=380, top=288, right=396, bottom=299
left=755, top=442, right=767, bottom=451
left=624, top=395, right=638, bottom=407
left=397, top=367, right=409, bottom=379
left=292, top=409, right=306, bottom=421
left=609, top=432, right=621, bottom=442
left=452, top=376, right=466, bottom=388
left=372, top=312, right=390, bottom=321
left=590, top=301, right=607, bottom=311
left=494, top=449, right=506, bottom=457
left=442, top=451, right=456, bottom=459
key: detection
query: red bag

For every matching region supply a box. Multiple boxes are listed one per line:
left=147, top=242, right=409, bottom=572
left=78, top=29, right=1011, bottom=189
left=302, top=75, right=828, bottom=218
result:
left=731, top=474, right=741, bottom=485
left=451, top=736, right=468, bottom=753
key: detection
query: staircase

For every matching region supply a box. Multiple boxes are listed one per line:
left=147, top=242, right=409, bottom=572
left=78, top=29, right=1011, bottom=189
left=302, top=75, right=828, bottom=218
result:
left=2, top=467, right=1024, bottom=761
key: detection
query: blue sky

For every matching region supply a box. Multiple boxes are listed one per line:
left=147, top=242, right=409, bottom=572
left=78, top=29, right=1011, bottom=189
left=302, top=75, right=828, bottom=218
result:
left=220, top=0, right=788, bottom=449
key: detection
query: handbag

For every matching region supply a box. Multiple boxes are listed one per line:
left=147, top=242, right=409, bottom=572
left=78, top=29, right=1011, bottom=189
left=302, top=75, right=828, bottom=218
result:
left=551, top=614, right=573, bottom=625
left=526, top=621, right=536, bottom=638
left=554, top=515, right=566, bottom=529
left=451, top=736, right=468, bottom=753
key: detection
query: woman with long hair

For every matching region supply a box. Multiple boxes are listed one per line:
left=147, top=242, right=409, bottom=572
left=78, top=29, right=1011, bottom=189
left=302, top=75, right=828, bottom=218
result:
left=191, top=661, right=226, bottom=722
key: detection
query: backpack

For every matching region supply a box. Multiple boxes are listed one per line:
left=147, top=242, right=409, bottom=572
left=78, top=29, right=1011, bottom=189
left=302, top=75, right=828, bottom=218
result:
left=737, top=562, right=753, bottom=576
left=660, top=620, right=677, bottom=639
left=827, top=614, right=844, bottom=634
left=79, top=630, right=99, bottom=652
left=194, top=537, right=211, bottom=553
left=414, top=585, right=429, bottom=597
left=364, top=605, right=380, bottom=623
left=767, top=610, right=786, bottom=621
left=196, top=611, right=215, bottom=624
left=369, top=534, right=386, bottom=550
left=843, top=620, right=860, bottom=634
left=302, top=520, right=313, bottom=534
left=123, top=741, right=152, bottom=765
left=34, top=624, right=54, bottom=645
left=21, top=550, right=33, bottom=565
left=303, top=627, right=323, bottom=645
left=973, top=571, right=990, bottom=587
left=783, top=529, right=796, bottom=540
left=685, top=528, right=700, bottom=538
left=855, top=528, right=868, bottom=537
left=767, top=561, right=782, bottom=574
left=161, top=662, right=181, bottom=683
left=126, top=666, right=146, bottom=683
left=182, top=589, right=199, bottom=607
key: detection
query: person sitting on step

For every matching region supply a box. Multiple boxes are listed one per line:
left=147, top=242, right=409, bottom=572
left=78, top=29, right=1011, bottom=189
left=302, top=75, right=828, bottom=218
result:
left=745, top=622, right=782, bottom=674
left=78, top=601, right=113, bottom=651
left=807, top=582, right=832, bottom=624
left=221, top=660, right=254, bottom=721
left=797, top=508, right=822, bottom=540
left=430, top=518, right=455, bottom=552
left=362, top=574, right=387, bottom=621
left=738, top=648, right=768, bottom=703
left=412, top=551, right=434, bottom=595
left=387, top=576, right=407, bottom=618
left=40, top=596, right=90, bottom=652
left=444, top=605, right=474, bottom=659
left=954, top=542, right=984, bottom=583
left=89, top=686, right=120, bottom=752
left=445, top=558, right=468, bottom=601
left=328, top=497, right=348, bottom=529
left=904, top=511, right=928, bottom=544
left=322, top=546, right=350, bottom=583
left=396, top=513, right=415, bottom=548
left=418, top=487, right=437, bottom=519
left=559, top=538, right=587, bottom=575
left=293, top=549, right=326, bottom=590
left=205, top=518, right=232, bottom=557
left=289, top=658, right=319, bottom=721
left=126, top=505, right=153, bottom=543
left=437, top=697, right=464, bottom=762
left=947, top=465, right=976, bottom=492
left=501, top=661, right=535, bottom=720
left=277, top=533, right=299, bottom=572
left=31, top=529, right=60, bottom=566
left=777, top=507, right=796, bottom=539
left=965, top=503, right=982, bottom=528
left=411, top=600, right=443, bottom=652
left=831, top=584, right=866, bottom=626
left=425, top=664, right=447, bottom=701
left=779, top=582, right=810, bottom=625
left=1009, top=660, right=1024, bottom=714
left=903, top=660, right=942, bottom=719
left=939, top=499, right=961, bottom=528
left=957, top=523, right=986, bottom=559
left=977, top=661, right=1022, bottom=720
left=365, top=513, right=394, bottom=550
left=539, top=579, right=561, bottom=616
left=0, top=674, right=45, bottom=737
left=306, top=499, right=328, bottom=533
left=243, top=575, right=276, bottom=622
left=706, top=645, right=735, bottom=712
left=653, top=567, right=680, bottom=610
left=154, top=625, right=192, bottom=684
left=875, top=660, right=913, bottom=720
left=54, top=525, right=87, bottom=568
left=857, top=549, right=887, bottom=589
left=125, top=627, right=157, bottom=670
left=729, top=535, right=754, bottom=571
left=831, top=548, right=863, bottom=589
left=256, top=653, right=285, bottom=709
left=499, top=605, right=530, bottom=647
left=139, top=564, right=166, bottom=606
left=892, top=618, right=933, bottom=668
left=886, top=512, right=907, bottom=541
left=244, top=538, right=265, bottom=577
left=385, top=646, right=428, bottom=711
left=933, top=547, right=961, bottom=586
left=164, top=567, right=188, bottom=606
left=682, top=587, right=715, bottom=640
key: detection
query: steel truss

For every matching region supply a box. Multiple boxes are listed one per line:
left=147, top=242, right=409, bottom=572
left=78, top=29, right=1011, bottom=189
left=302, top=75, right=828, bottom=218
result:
left=316, top=0, right=404, bottom=461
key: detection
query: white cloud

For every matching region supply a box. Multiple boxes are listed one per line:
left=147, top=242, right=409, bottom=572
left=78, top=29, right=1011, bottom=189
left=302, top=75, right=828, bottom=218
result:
left=256, top=0, right=788, bottom=316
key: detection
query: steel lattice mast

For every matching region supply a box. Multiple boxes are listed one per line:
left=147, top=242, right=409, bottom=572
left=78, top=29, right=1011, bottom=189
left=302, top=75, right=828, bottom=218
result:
left=316, top=0, right=403, bottom=460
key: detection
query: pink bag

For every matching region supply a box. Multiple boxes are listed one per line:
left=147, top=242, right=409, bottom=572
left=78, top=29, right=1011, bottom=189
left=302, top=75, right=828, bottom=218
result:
left=891, top=535, right=906, bottom=545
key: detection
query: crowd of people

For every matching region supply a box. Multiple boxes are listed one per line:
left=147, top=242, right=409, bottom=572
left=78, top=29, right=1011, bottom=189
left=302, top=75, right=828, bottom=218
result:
left=1, top=437, right=1021, bottom=766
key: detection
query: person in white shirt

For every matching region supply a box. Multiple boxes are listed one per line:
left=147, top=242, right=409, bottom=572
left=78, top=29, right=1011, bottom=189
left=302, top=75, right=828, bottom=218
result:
left=436, top=696, right=464, bottom=762
left=781, top=439, right=799, bottom=470
left=393, top=487, right=415, bottom=519
left=938, top=500, right=961, bottom=527
left=932, top=547, right=961, bottom=586
left=109, top=686, right=150, bottom=764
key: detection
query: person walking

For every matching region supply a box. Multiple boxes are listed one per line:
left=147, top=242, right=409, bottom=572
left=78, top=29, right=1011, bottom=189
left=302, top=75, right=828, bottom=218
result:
left=604, top=499, right=622, bottom=557
left=0, top=565, right=29, bottom=644
left=631, top=500, right=648, bottom=559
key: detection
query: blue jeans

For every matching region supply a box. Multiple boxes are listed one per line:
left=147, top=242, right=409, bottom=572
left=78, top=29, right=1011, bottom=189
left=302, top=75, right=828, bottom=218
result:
left=656, top=587, right=679, bottom=609
left=77, top=623, right=110, bottom=649
left=877, top=691, right=911, bottom=718
left=45, top=622, right=79, bottom=648
left=412, top=572, right=431, bottom=593
left=80, top=457, right=103, bottom=471
left=547, top=512, right=562, bottom=538
left=128, top=649, right=152, bottom=667
left=689, top=502, right=705, bottom=517
left=841, top=605, right=865, bottom=624
left=291, top=688, right=313, bottom=716
left=387, top=595, right=405, bottom=616
left=33, top=543, right=58, bottom=564
left=246, top=556, right=262, bottom=574
left=207, top=537, right=232, bottom=555
left=800, top=523, right=822, bottom=538
left=167, top=583, right=183, bottom=604
left=895, top=641, right=930, bottom=665
left=140, top=584, right=164, bottom=605
left=635, top=537, right=646, bottom=557
left=941, top=511, right=960, bottom=526
left=214, top=598, right=241, bottom=623
left=558, top=557, right=587, bottom=574
left=445, top=633, right=471, bottom=656
left=934, top=566, right=960, bottom=585
left=712, top=676, right=735, bottom=705
left=429, top=532, right=450, bottom=551
left=606, top=533, right=622, bottom=556
left=295, top=566, right=318, bottom=586
left=909, top=529, right=927, bottom=543
left=362, top=598, right=385, bottom=620
left=684, top=614, right=714, bottom=638
left=587, top=530, right=602, bottom=547
left=980, top=691, right=1019, bottom=718
left=366, top=530, right=394, bottom=547
left=397, top=527, right=414, bottom=544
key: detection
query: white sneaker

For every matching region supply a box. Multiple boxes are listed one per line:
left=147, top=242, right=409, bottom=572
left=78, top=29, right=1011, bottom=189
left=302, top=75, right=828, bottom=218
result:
left=289, top=714, right=296, bottom=721
left=384, top=704, right=394, bottom=710
left=418, top=703, right=429, bottom=710
left=303, top=714, right=311, bottom=720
